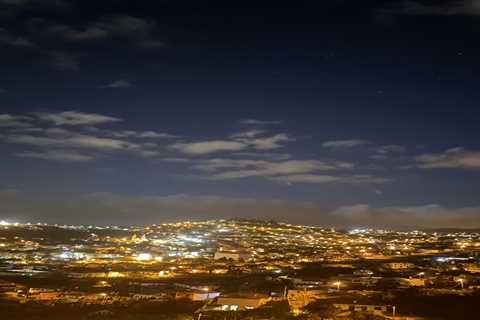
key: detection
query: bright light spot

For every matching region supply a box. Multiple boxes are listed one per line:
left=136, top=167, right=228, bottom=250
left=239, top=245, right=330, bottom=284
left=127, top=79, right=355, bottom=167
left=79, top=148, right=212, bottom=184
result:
left=135, top=253, right=152, bottom=261
left=108, top=271, right=124, bottom=278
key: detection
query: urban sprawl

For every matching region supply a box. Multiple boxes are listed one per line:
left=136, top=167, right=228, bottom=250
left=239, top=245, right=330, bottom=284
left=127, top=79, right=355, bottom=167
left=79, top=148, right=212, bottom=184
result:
left=0, top=219, right=479, bottom=319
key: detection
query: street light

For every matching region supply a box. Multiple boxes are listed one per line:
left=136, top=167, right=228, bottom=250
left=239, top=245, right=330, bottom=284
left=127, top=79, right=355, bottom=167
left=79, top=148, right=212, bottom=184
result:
left=333, top=281, right=341, bottom=291
left=457, top=278, right=464, bottom=289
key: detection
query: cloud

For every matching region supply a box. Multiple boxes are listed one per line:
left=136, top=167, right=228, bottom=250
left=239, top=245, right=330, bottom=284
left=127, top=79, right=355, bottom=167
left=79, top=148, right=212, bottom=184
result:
left=0, top=0, right=69, bottom=8
left=98, top=15, right=152, bottom=36
left=330, top=204, right=480, bottom=228
left=37, top=111, right=121, bottom=126
left=0, top=27, right=34, bottom=47
left=193, top=158, right=352, bottom=180
left=161, top=157, right=191, bottom=163
left=0, top=27, right=80, bottom=69
left=416, top=148, right=480, bottom=169
left=375, top=145, right=407, bottom=154
left=322, top=139, right=370, bottom=149
left=272, top=174, right=390, bottom=185
left=95, top=15, right=163, bottom=47
left=233, top=152, right=292, bottom=161
left=1, top=191, right=479, bottom=228
left=49, top=50, right=80, bottom=70
left=246, top=133, right=291, bottom=150
left=40, top=24, right=109, bottom=41
left=16, top=150, right=95, bottom=162
left=1, top=12, right=162, bottom=70
left=370, top=145, right=407, bottom=160
left=0, top=114, right=33, bottom=127
left=108, top=130, right=177, bottom=139
left=188, top=157, right=376, bottom=184
left=6, top=133, right=141, bottom=151
left=137, top=131, right=178, bottom=139
left=138, top=150, right=160, bottom=158
left=1, top=111, right=175, bottom=161
left=382, top=0, right=480, bottom=16
left=2, top=12, right=161, bottom=70
left=100, top=80, right=132, bottom=88
left=170, top=140, right=247, bottom=155
left=0, top=88, right=7, bottom=94
left=238, top=119, right=282, bottom=126
left=230, top=129, right=265, bottom=139
left=106, top=130, right=137, bottom=138
left=0, top=0, right=30, bottom=4
left=27, top=14, right=161, bottom=45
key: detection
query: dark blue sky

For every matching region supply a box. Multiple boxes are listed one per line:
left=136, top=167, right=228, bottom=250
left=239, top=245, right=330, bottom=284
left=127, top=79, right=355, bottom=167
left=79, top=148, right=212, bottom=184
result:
left=1, top=0, right=479, bottom=227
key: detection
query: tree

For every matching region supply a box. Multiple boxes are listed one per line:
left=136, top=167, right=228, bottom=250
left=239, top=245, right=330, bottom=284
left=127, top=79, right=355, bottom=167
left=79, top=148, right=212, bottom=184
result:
left=303, top=301, right=338, bottom=319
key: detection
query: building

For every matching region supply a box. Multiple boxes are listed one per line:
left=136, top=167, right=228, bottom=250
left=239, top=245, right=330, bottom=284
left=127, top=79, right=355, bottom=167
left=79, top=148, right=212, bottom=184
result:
left=334, top=303, right=393, bottom=316
left=196, top=293, right=270, bottom=314
left=175, top=290, right=220, bottom=301
left=216, top=294, right=270, bottom=310
left=383, top=262, right=415, bottom=270
left=214, top=251, right=251, bottom=261
left=288, top=289, right=326, bottom=310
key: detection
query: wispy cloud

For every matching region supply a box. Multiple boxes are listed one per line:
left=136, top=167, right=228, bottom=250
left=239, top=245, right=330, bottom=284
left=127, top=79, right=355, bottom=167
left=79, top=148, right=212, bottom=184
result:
left=0, top=88, right=7, bottom=94
left=0, top=12, right=163, bottom=70
left=0, top=114, right=33, bottom=128
left=31, top=15, right=164, bottom=47
left=381, top=0, right=480, bottom=16
left=322, top=139, right=370, bottom=149
left=330, top=204, right=480, bottom=228
left=30, top=14, right=162, bottom=45
left=187, top=132, right=293, bottom=154
left=273, top=174, right=390, bottom=184
left=0, top=111, right=183, bottom=162
left=416, top=147, right=480, bottom=169
left=370, top=144, right=407, bottom=160
left=245, top=133, right=292, bottom=150
left=0, top=26, right=81, bottom=69
left=100, top=80, right=132, bottom=88
left=2, top=111, right=395, bottom=187
left=108, top=130, right=177, bottom=139
left=0, top=27, right=34, bottom=47
left=375, top=145, right=407, bottom=154
left=238, top=119, right=282, bottom=126
left=0, top=0, right=31, bottom=5
left=37, top=111, right=122, bottom=126
left=192, top=158, right=353, bottom=180
left=92, top=15, right=151, bottom=36
left=233, top=152, right=292, bottom=161
left=39, top=23, right=108, bottom=41
left=0, top=0, right=70, bottom=8
left=6, top=133, right=140, bottom=151
left=170, top=140, right=247, bottom=155
left=230, top=129, right=265, bottom=139
left=48, top=51, right=80, bottom=70
left=161, top=157, right=191, bottom=163
left=137, top=131, right=178, bottom=139
left=16, top=150, right=95, bottom=162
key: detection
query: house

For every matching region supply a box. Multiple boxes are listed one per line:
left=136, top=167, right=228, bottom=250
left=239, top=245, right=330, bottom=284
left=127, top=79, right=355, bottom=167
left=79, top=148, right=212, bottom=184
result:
left=334, top=303, right=393, bottom=316
left=288, top=289, right=326, bottom=310
left=214, top=251, right=251, bottom=261
left=175, top=290, right=220, bottom=301
left=196, top=293, right=270, bottom=314
left=216, top=293, right=270, bottom=310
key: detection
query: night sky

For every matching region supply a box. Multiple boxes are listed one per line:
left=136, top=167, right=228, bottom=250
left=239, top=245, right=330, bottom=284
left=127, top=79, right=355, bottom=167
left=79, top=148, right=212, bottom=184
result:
left=1, top=0, right=479, bottom=228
